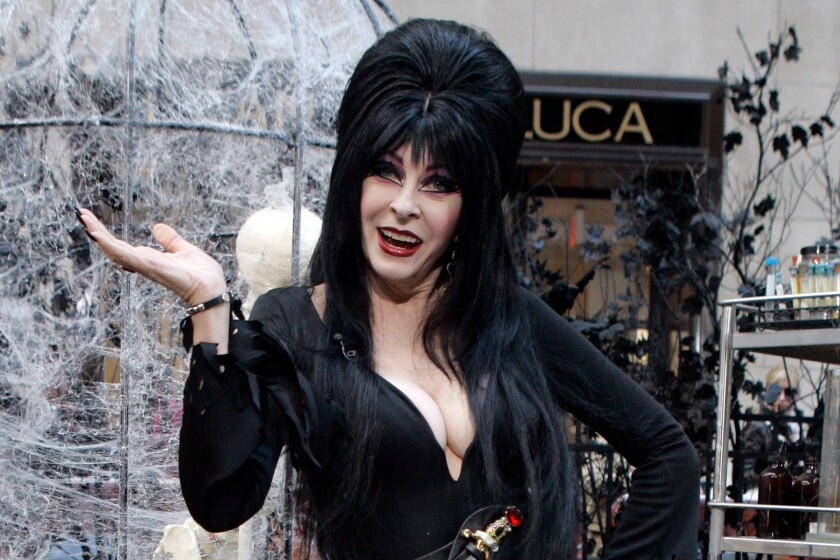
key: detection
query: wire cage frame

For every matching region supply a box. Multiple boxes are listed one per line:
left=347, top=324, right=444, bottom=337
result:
left=0, top=1, right=396, bottom=557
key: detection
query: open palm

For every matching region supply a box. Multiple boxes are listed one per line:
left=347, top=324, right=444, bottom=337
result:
left=77, top=208, right=227, bottom=306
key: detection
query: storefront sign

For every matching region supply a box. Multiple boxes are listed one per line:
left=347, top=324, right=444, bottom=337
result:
left=524, top=94, right=704, bottom=148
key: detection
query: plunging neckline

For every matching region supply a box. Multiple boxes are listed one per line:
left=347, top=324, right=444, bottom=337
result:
left=300, top=289, right=476, bottom=482
left=374, top=372, right=476, bottom=482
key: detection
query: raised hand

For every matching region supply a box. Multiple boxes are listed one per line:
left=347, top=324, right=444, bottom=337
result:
left=76, top=208, right=227, bottom=307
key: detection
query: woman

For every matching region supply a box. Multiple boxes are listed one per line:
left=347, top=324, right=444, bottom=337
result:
left=79, top=19, right=699, bottom=560
left=741, top=364, right=804, bottom=486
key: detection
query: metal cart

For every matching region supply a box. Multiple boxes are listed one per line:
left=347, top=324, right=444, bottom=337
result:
left=708, top=292, right=840, bottom=559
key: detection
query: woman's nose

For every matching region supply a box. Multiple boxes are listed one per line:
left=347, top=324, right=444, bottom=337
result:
left=390, top=184, right=421, bottom=219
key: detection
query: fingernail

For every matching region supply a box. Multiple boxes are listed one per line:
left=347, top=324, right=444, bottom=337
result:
left=73, top=208, right=96, bottom=241
left=78, top=222, right=96, bottom=241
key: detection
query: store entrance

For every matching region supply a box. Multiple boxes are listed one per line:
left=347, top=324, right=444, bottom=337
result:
left=520, top=161, right=713, bottom=371
left=516, top=72, right=723, bottom=369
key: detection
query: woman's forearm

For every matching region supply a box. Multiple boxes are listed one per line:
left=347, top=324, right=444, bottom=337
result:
left=188, top=302, right=231, bottom=353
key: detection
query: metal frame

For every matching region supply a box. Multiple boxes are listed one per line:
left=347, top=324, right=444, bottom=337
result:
left=708, top=293, right=840, bottom=559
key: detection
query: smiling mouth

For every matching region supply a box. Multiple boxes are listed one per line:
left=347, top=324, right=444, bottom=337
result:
left=379, top=228, right=421, bottom=250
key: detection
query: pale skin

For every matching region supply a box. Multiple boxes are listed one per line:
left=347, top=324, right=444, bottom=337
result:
left=79, top=144, right=475, bottom=481
left=77, top=209, right=232, bottom=353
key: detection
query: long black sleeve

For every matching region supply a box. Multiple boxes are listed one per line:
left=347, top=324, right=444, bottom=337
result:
left=179, top=339, right=279, bottom=532
left=178, top=289, right=344, bottom=533
left=522, top=289, right=700, bottom=560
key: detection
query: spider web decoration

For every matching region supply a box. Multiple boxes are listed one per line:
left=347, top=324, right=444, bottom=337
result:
left=0, top=1, right=396, bottom=557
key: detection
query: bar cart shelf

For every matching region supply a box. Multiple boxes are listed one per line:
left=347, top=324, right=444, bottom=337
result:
left=708, top=293, right=840, bottom=559
left=719, top=536, right=840, bottom=558
left=733, top=327, right=840, bottom=363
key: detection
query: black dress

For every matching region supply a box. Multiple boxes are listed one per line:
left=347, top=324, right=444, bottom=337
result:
left=179, top=286, right=700, bottom=559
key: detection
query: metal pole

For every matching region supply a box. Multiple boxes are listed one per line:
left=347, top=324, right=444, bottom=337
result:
left=709, top=304, right=736, bottom=559
left=357, top=0, right=384, bottom=38
left=118, top=0, right=138, bottom=557
left=286, top=0, right=305, bottom=288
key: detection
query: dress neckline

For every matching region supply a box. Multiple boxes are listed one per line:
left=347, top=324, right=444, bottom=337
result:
left=373, top=372, right=476, bottom=483
left=293, top=286, right=476, bottom=483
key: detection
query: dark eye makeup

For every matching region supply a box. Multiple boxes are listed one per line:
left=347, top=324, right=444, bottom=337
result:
left=366, top=158, right=460, bottom=194
left=367, top=161, right=403, bottom=184
left=421, top=174, right=460, bottom=194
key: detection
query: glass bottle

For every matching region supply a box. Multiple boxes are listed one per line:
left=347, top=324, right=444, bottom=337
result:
left=789, top=256, right=800, bottom=318
left=821, top=263, right=833, bottom=317
left=834, top=262, right=840, bottom=319
left=799, top=262, right=811, bottom=318
left=765, top=256, right=781, bottom=320
left=807, top=258, right=820, bottom=318
left=789, top=456, right=820, bottom=539
left=758, top=454, right=792, bottom=538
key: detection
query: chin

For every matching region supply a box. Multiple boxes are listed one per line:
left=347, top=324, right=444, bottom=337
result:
left=368, top=263, right=438, bottom=291
left=372, top=269, right=420, bottom=287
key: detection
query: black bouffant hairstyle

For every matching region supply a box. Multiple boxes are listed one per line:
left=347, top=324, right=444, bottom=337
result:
left=306, top=19, right=577, bottom=559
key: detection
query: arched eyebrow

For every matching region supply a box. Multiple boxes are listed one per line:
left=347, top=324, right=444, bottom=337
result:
left=383, top=146, right=449, bottom=174
left=381, top=151, right=405, bottom=168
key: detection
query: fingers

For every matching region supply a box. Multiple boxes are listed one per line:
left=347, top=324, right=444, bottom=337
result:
left=74, top=208, right=97, bottom=241
left=152, top=223, right=195, bottom=254
left=75, top=208, right=226, bottom=302
left=77, top=208, right=168, bottom=276
left=79, top=209, right=197, bottom=256
left=77, top=208, right=126, bottom=249
left=76, top=207, right=103, bottom=237
left=78, top=209, right=135, bottom=256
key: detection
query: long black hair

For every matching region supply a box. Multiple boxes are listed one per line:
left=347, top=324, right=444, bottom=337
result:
left=305, top=19, right=577, bottom=559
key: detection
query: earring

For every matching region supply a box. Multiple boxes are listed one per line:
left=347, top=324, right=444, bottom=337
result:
left=446, top=247, right=456, bottom=281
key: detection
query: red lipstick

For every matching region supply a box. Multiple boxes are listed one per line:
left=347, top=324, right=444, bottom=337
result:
left=377, top=228, right=422, bottom=257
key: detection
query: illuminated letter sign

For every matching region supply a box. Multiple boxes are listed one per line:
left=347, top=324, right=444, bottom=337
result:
left=572, top=100, right=613, bottom=142
left=525, top=94, right=703, bottom=148
left=614, top=102, right=653, bottom=144
left=531, top=98, right=570, bottom=140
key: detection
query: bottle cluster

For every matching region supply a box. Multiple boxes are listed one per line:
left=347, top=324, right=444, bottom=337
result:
left=757, top=455, right=820, bottom=539
left=765, top=245, right=840, bottom=321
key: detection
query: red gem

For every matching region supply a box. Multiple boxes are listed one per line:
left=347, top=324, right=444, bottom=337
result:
left=505, top=506, right=524, bottom=527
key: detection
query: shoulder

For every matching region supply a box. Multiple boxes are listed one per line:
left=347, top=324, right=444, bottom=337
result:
left=516, top=285, right=556, bottom=310
left=514, top=286, right=579, bottom=344
left=515, top=285, right=551, bottom=321
left=251, top=286, right=312, bottom=317
left=249, top=286, right=320, bottom=336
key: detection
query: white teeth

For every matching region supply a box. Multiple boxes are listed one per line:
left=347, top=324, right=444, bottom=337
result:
left=380, top=229, right=421, bottom=244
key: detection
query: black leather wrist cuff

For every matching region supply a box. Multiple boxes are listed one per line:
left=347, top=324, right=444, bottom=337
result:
left=185, top=292, right=231, bottom=316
